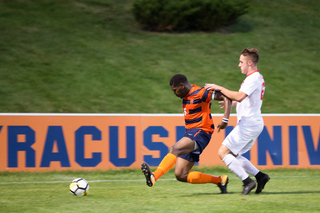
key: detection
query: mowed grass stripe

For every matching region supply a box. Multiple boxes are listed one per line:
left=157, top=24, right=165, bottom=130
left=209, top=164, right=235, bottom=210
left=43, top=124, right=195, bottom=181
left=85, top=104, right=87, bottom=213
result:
left=0, top=175, right=317, bottom=185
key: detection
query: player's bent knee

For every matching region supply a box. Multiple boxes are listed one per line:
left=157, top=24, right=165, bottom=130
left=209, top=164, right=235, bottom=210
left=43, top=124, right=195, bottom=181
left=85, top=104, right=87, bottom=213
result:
left=217, top=149, right=225, bottom=160
left=175, top=174, right=187, bottom=182
left=168, top=146, right=175, bottom=154
left=218, top=146, right=230, bottom=160
left=174, top=171, right=188, bottom=182
left=169, top=145, right=182, bottom=156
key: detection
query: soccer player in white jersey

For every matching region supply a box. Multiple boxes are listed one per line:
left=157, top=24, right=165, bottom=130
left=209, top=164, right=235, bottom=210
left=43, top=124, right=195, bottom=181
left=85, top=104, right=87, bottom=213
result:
left=205, top=48, right=270, bottom=195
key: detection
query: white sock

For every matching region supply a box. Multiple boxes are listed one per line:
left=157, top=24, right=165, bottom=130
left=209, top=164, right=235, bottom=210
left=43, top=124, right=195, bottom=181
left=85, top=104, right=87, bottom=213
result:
left=222, top=154, right=249, bottom=181
left=236, top=155, right=259, bottom=176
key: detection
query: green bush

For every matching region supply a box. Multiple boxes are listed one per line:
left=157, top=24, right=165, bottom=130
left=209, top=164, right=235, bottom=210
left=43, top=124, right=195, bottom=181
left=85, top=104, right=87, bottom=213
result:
left=132, top=0, right=250, bottom=32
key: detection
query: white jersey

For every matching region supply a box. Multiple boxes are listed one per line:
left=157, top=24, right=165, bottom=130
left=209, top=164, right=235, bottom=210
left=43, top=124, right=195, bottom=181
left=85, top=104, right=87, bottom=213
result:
left=236, top=71, right=265, bottom=122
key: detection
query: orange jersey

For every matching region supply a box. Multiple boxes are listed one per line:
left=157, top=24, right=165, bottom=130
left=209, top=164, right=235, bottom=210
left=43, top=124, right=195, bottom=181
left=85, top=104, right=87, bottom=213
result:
left=182, top=85, right=214, bottom=133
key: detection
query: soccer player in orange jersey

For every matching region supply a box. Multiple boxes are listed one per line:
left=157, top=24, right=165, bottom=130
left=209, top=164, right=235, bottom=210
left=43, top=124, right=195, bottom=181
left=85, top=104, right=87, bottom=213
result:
left=141, top=74, right=232, bottom=194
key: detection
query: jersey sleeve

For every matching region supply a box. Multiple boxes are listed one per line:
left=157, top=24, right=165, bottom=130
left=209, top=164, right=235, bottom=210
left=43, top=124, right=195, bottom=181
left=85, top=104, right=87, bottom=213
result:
left=201, top=88, right=213, bottom=103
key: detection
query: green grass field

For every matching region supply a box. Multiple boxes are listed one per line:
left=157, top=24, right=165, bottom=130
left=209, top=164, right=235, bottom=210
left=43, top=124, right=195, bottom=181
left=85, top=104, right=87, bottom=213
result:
left=0, top=0, right=320, bottom=113
left=1, top=1, right=320, bottom=212
left=1, top=168, right=320, bottom=212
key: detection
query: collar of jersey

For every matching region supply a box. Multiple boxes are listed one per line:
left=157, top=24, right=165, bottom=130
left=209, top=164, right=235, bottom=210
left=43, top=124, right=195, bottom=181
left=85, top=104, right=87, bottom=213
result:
left=246, top=70, right=259, bottom=77
left=185, top=85, right=197, bottom=97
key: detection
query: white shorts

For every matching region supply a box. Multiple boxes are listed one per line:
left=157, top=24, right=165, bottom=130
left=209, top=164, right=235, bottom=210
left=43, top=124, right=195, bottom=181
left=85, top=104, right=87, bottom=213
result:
left=222, top=116, right=264, bottom=155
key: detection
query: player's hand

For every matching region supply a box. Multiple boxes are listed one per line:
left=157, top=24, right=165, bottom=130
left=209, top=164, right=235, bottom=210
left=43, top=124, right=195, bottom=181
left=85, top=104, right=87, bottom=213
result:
left=218, top=101, right=225, bottom=109
left=205, top=83, right=222, bottom=91
left=216, top=121, right=228, bottom=133
left=219, top=101, right=237, bottom=109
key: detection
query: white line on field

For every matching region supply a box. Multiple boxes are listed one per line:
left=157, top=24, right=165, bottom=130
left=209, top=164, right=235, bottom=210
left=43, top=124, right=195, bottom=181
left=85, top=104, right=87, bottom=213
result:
left=0, top=176, right=317, bottom=185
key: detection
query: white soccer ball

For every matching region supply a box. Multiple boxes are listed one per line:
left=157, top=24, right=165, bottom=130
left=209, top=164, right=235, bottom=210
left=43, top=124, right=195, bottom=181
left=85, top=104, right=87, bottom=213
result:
left=69, top=178, right=89, bottom=196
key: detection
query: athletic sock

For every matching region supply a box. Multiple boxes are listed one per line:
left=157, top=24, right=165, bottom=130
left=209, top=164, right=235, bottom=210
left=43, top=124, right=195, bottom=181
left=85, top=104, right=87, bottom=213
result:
left=243, top=176, right=253, bottom=185
left=223, top=154, right=249, bottom=181
left=187, top=171, right=221, bottom=184
left=153, top=153, right=177, bottom=181
left=236, top=155, right=259, bottom=176
left=255, top=171, right=265, bottom=181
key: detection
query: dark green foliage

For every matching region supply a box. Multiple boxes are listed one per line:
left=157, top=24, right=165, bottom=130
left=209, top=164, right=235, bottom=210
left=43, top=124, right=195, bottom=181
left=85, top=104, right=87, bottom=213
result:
left=132, top=0, right=250, bottom=32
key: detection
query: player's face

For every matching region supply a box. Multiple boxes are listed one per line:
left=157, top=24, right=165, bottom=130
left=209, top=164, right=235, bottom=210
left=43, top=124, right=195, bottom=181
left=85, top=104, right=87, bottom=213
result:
left=238, top=55, right=250, bottom=75
left=171, top=84, right=187, bottom=98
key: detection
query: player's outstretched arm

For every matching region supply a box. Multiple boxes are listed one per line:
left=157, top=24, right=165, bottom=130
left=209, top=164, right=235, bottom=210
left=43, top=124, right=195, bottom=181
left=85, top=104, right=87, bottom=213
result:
left=213, top=91, right=232, bottom=132
left=205, top=83, right=247, bottom=102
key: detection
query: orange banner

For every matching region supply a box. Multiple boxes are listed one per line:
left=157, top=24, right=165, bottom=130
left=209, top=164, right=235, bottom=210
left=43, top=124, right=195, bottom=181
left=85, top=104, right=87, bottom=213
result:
left=0, top=113, right=319, bottom=171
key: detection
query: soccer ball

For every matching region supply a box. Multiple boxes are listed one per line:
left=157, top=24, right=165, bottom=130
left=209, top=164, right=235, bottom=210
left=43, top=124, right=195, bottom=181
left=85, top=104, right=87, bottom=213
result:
left=69, top=178, right=89, bottom=196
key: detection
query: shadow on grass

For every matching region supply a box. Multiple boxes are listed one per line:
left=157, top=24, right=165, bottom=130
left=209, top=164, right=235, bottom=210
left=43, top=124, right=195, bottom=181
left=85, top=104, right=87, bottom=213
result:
left=140, top=17, right=253, bottom=34
left=180, top=190, right=320, bottom=197
left=262, top=191, right=320, bottom=195
left=179, top=192, right=238, bottom=197
left=213, top=17, right=253, bottom=34
left=227, top=18, right=253, bottom=33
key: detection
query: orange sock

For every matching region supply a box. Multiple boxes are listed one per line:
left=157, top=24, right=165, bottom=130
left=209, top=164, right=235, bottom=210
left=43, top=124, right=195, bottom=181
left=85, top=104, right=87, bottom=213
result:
left=153, top=153, right=177, bottom=181
left=187, top=171, right=221, bottom=185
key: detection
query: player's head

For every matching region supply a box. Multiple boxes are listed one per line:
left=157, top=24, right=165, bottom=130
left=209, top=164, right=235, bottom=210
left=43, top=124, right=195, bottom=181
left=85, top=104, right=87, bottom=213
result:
left=241, top=48, right=259, bottom=64
left=239, top=48, right=259, bottom=74
left=170, top=74, right=191, bottom=98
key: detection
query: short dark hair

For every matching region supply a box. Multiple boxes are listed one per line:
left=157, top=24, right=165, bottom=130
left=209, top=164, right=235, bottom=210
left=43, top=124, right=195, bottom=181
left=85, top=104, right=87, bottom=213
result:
left=169, top=74, right=188, bottom=87
left=241, top=48, right=259, bottom=64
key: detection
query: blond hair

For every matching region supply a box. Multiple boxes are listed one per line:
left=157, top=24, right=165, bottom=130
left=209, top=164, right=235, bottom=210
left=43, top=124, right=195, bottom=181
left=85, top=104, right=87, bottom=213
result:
left=241, top=48, right=259, bottom=64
